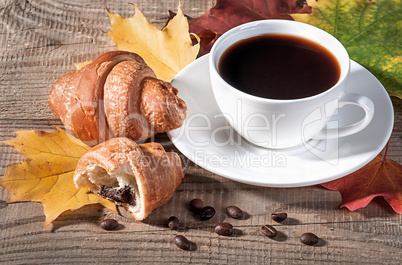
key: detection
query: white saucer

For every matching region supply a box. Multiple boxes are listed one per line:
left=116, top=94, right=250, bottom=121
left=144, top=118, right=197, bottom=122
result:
left=168, top=54, right=394, bottom=187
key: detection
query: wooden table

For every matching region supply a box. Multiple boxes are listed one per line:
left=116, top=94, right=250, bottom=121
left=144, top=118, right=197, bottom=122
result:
left=1, top=1, right=401, bottom=264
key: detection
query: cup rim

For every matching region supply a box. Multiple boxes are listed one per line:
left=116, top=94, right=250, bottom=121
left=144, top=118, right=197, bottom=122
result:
left=209, top=19, right=350, bottom=103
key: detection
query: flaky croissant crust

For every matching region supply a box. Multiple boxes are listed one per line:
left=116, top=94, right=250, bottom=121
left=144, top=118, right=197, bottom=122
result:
left=73, top=137, right=184, bottom=220
left=49, top=51, right=187, bottom=146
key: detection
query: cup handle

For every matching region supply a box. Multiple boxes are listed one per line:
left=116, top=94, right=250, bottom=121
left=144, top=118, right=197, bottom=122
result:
left=313, top=93, right=375, bottom=140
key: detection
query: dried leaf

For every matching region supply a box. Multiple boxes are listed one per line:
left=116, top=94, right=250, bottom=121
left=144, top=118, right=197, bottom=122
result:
left=0, top=127, right=116, bottom=226
left=321, top=154, right=402, bottom=213
left=293, top=0, right=402, bottom=98
left=106, top=3, right=199, bottom=82
left=74, top=60, right=92, bottom=70
left=185, top=0, right=312, bottom=53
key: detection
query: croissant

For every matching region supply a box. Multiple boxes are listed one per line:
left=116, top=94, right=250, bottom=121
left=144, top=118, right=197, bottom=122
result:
left=48, top=51, right=187, bottom=146
left=73, top=137, right=184, bottom=220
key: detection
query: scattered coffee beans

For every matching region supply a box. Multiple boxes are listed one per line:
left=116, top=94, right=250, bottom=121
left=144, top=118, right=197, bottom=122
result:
left=226, top=205, right=243, bottom=219
left=261, top=225, right=277, bottom=238
left=168, top=216, right=180, bottom=230
left=271, top=213, right=287, bottom=223
left=189, top=198, right=204, bottom=212
left=101, top=219, right=119, bottom=231
left=214, top=222, right=234, bottom=236
left=300, top=232, right=319, bottom=245
left=173, top=235, right=190, bottom=250
left=200, top=206, right=216, bottom=220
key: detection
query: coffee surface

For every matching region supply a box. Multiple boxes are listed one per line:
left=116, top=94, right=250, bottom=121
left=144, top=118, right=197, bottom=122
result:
left=218, top=34, right=341, bottom=100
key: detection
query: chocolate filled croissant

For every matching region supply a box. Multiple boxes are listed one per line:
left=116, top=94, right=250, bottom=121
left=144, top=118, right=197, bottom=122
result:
left=48, top=51, right=187, bottom=146
left=73, top=137, right=184, bottom=220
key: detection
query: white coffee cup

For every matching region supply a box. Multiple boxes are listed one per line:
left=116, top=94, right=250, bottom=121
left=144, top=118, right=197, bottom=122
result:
left=209, top=20, right=375, bottom=149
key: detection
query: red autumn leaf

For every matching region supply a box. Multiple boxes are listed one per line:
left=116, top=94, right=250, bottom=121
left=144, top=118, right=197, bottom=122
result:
left=184, top=0, right=312, bottom=53
left=321, top=153, right=402, bottom=213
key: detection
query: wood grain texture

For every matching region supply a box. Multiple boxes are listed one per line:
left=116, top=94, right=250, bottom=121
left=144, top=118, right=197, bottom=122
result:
left=0, top=0, right=401, bottom=264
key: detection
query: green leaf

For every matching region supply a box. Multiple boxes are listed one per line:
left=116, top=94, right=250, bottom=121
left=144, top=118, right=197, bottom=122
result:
left=293, top=0, right=402, bottom=98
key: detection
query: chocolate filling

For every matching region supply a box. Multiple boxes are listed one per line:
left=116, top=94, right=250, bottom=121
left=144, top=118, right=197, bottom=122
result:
left=99, top=185, right=136, bottom=206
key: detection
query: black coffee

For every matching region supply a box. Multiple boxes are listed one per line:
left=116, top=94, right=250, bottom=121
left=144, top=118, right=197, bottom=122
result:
left=218, top=34, right=341, bottom=100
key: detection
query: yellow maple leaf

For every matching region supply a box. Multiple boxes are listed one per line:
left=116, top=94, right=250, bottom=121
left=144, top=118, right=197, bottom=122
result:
left=106, top=3, right=200, bottom=82
left=0, top=127, right=116, bottom=226
left=74, top=60, right=93, bottom=70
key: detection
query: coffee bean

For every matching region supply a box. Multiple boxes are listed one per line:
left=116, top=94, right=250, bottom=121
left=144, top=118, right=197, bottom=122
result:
left=214, top=222, right=234, bottom=236
left=199, top=206, right=215, bottom=220
left=189, top=198, right=204, bottom=212
left=226, top=205, right=243, bottom=219
left=168, top=216, right=180, bottom=230
left=173, top=235, right=190, bottom=250
left=271, top=213, right=287, bottom=223
left=300, top=232, right=319, bottom=245
left=261, top=225, right=277, bottom=238
left=101, top=219, right=118, bottom=231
